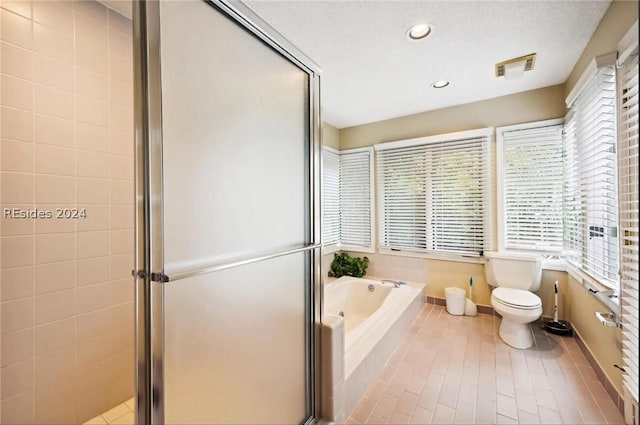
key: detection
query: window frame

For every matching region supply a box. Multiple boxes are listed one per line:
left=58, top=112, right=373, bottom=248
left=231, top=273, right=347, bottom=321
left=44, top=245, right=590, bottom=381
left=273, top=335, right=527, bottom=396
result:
left=321, top=146, right=375, bottom=254
left=496, top=118, right=565, bottom=254
left=615, top=20, right=639, bottom=407
left=338, top=146, right=376, bottom=253
left=375, top=127, right=493, bottom=259
left=321, top=146, right=341, bottom=252
left=563, top=58, right=619, bottom=291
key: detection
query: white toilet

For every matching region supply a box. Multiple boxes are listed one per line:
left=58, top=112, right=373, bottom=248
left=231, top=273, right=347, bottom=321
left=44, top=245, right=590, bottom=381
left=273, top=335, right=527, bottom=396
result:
left=484, top=251, right=543, bottom=349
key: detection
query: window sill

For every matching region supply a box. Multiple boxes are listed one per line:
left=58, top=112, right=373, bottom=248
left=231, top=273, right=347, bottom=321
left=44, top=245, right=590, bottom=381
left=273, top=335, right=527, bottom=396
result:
left=321, top=244, right=341, bottom=256
left=541, top=258, right=567, bottom=272
left=323, top=244, right=376, bottom=256
left=340, top=244, right=376, bottom=254
left=565, top=263, right=620, bottom=314
left=376, top=248, right=485, bottom=264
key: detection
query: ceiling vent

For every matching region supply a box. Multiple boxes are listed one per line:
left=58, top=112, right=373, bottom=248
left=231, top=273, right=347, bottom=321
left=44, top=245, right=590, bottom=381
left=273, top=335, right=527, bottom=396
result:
left=495, top=53, right=536, bottom=79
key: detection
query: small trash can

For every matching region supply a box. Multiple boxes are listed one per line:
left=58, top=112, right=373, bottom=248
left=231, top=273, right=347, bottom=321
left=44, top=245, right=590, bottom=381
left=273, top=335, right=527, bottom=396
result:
left=445, top=287, right=466, bottom=316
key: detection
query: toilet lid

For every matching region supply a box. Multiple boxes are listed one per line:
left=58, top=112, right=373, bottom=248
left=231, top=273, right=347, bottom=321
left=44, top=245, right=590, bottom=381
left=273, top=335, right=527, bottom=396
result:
left=492, top=287, right=541, bottom=309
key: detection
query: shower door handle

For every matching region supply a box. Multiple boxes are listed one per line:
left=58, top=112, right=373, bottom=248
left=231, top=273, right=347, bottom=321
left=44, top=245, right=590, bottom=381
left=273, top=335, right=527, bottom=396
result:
left=153, top=243, right=321, bottom=283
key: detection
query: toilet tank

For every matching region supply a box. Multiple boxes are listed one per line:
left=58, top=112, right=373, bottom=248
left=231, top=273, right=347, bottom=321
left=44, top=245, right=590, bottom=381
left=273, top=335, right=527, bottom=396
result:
left=484, top=251, right=542, bottom=291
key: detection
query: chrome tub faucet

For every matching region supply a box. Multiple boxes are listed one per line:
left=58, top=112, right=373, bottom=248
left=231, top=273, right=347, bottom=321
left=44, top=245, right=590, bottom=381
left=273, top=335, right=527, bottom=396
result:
left=380, top=279, right=405, bottom=288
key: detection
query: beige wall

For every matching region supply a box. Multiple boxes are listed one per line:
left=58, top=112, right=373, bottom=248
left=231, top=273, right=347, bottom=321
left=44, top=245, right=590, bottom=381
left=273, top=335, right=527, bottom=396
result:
left=566, top=275, right=624, bottom=393
left=565, top=0, right=638, bottom=97
left=340, top=84, right=566, bottom=149
left=322, top=122, right=340, bottom=149
left=0, top=1, right=134, bottom=423
left=332, top=0, right=633, bottom=399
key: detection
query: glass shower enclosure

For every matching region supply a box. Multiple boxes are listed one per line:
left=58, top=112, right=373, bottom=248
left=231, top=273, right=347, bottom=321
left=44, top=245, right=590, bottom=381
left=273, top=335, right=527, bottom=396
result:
left=133, top=1, right=322, bottom=423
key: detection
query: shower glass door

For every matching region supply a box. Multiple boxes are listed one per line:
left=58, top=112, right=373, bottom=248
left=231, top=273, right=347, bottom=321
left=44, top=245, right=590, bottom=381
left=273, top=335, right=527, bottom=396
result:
left=133, top=1, right=321, bottom=423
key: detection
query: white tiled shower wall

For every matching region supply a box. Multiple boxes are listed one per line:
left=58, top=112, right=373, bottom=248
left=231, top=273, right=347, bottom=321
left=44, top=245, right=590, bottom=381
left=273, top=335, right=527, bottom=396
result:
left=0, top=1, right=134, bottom=423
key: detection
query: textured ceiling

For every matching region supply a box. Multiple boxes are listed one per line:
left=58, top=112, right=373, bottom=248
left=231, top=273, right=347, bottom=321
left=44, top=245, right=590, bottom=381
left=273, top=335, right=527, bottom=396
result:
left=245, top=0, right=611, bottom=128
left=99, top=0, right=611, bottom=129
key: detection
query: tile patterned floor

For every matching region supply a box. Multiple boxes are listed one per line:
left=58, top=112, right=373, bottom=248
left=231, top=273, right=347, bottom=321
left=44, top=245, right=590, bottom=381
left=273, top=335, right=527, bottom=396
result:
left=346, top=303, right=625, bottom=425
left=84, top=398, right=134, bottom=425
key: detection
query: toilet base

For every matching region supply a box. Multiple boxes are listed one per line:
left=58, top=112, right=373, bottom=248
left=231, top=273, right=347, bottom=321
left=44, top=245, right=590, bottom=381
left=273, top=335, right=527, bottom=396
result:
left=498, top=319, right=534, bottom=349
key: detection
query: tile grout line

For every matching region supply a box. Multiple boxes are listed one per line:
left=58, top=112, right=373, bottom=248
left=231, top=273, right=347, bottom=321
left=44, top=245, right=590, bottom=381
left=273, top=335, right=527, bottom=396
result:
left=347, top=303, right=624, bottom=425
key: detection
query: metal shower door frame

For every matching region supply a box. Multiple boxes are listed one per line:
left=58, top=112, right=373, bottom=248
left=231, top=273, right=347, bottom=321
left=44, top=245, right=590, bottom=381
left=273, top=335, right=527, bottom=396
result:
left=133, top=1, right=323, bottom=423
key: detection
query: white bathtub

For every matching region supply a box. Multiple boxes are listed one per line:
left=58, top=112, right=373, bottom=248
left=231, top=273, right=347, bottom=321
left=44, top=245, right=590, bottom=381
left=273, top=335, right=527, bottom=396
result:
left=324, top=276, right=424, bottom=379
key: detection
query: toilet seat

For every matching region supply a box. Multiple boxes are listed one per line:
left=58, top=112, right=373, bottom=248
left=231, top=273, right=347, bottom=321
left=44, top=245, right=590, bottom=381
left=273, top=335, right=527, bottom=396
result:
left=492, top=287, right=541, bottom=310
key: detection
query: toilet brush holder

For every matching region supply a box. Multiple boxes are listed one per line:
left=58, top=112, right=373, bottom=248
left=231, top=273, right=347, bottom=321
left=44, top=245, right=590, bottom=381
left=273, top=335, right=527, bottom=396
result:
left=465, top=298, right=477, bottom=316
left=465, top=276, right=478, bottom=316
left=543, top=280, right=573, bottom=336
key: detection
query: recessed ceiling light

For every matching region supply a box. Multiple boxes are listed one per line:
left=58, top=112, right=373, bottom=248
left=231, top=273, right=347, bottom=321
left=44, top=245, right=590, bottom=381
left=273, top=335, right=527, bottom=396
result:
left=406, top=23, right=431, bottom=41
left=432, top=80, right=450, bottom=89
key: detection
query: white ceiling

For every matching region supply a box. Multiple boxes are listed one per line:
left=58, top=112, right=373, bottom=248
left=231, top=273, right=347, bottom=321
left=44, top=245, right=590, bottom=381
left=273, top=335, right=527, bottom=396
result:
left=244, top=0, right=611, bottom=129
left=101, top=0, right=611, bottom=129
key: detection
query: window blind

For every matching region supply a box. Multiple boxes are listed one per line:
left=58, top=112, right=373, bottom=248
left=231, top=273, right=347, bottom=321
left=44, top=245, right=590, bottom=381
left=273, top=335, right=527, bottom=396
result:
left=617, top=52, right=638, bottom=405
left=563, top=112, right=582, bottom=261
left=339, top=149, right=373, bottom=249
left=564, top=65, right=619, bottom=287
left=322, top=148, right=340, bottom=246
left=500, top=124, right=565, bottom=251
left=376, top=130, right=491, bottom=255
left=322, top=147, right=374, bottom=251
left=377, top=145, right=428, bottom=251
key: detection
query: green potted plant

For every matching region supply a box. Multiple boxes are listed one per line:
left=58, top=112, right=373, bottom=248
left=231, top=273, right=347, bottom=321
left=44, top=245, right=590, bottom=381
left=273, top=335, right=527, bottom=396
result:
left=328, top=252, right=369, bottom=278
